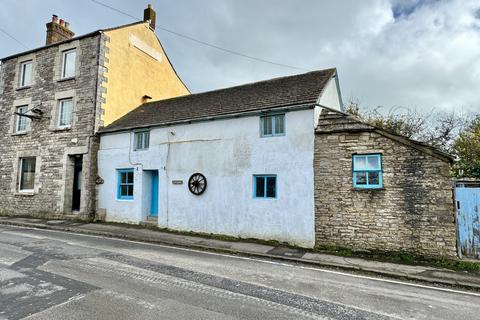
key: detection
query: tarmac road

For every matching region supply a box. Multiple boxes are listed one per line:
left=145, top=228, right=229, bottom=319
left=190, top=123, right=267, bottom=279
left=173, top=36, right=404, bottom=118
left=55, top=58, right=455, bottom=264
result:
left=0, top=224, right=479, bottom=320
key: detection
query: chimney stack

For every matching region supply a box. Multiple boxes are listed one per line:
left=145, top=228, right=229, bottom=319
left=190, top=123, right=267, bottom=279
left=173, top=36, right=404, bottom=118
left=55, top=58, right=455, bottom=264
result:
left=45, top=14, right=75, bottom=45
left=143, top=4, right=156, bottom=30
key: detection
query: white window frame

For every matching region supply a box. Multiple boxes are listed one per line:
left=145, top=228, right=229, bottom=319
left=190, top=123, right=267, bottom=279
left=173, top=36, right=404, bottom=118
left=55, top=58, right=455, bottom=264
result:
left=134, top=131, right=150, bottom=151
left=57, top=98, right=73, bottom=129
left=18, top=157, right=36, bottom=192
left=19, top=60, right=33, bottom=87
left=61, top=49, right=76, bottom=79
left=15, top=105, right=28, bottom=133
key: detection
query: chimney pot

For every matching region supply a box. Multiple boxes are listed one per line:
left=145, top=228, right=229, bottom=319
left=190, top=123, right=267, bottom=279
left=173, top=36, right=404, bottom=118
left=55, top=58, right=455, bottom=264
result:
left=59, top=19, right=65, bottom=26
left=65, top=22, right=70, bottom=29
left=52, top=15, right=58, bottom=23
left=142, top=95, right=153, bottom=104
left=143, top=4, right=156, bottom=30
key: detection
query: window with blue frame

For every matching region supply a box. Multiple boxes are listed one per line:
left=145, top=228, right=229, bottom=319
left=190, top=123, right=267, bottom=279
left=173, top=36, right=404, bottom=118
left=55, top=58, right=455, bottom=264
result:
left=260, top=114, right=285, bottom=137
left=353, top=154, right=382, bottom=189
left=117, top=169, right=134, bottom=199
left=254, top=175, right=277, bottom=198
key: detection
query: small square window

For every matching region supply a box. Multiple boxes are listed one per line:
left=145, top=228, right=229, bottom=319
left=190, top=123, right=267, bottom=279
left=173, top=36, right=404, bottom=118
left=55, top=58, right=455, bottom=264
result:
left=19, top=61, right=32, bottom=87
left=261, top=114, right=285, bottom=137
left=15, top=105, right=28, bottom=133
left=254, top=175, right=277, bottom=198
left=353, top=154, right=382, bottom=189
left=62, top=50, right=76, bottom=79
left=58, top=99, right=73, bottom=128
left=19, top=157, right=36, bottom=191
left=117, top=169, right=134, bottom=200
left=134, top=131, right=150, bottom=150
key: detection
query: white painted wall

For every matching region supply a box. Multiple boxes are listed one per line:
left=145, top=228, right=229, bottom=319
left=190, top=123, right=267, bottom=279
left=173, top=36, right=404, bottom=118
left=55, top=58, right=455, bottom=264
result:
left=318, top=77, right=342, bottom=110
left=315, top=77, right=343, bottom=127
left=97, top=108, right=317, bottom=247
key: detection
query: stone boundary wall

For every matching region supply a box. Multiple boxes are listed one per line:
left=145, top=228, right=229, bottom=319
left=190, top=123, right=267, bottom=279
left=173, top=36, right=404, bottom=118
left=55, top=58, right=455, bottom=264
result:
left=314, top=111, right=457, bottom=258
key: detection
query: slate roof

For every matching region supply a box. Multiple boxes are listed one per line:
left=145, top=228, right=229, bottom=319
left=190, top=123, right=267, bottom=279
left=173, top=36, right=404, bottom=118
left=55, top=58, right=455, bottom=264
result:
left=100, top=68, right=337, bottom=133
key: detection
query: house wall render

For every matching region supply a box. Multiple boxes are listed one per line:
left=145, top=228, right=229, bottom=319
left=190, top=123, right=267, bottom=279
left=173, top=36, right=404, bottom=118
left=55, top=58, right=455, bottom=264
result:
left=101, top=22, right=189, bottom=126
left=97, top=109, right=317, bottom=247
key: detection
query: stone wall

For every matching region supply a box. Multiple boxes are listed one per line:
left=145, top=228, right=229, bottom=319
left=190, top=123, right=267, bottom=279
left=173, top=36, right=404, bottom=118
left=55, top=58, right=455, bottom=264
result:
left=0, top=34, right=104, bottom=218
left=314, top=110, right=457, bottom=258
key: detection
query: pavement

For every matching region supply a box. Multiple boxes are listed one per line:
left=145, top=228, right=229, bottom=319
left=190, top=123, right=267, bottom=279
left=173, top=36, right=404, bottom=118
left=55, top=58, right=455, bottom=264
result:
left=2, top=224, right=480, bottom=320
left=0, top=216, right=479, bottom=291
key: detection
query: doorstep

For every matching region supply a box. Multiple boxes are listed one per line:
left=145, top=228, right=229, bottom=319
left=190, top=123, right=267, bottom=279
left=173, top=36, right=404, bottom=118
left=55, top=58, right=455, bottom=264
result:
left=139, top=216, right=158, bottom=228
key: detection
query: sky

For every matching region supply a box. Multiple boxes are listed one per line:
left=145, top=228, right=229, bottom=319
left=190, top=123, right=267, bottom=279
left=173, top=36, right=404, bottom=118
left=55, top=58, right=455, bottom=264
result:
left=1, top=0, right=479, bottom=113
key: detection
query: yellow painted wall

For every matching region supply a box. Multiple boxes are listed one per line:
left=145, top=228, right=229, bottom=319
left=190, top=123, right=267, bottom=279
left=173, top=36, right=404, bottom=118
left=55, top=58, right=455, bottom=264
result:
left=102, top=22, right=189, bottom=126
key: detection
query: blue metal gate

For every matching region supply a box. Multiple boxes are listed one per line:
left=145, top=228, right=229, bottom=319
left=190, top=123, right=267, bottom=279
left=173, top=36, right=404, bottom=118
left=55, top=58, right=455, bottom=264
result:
left=456, top=183, right=480, bottom=259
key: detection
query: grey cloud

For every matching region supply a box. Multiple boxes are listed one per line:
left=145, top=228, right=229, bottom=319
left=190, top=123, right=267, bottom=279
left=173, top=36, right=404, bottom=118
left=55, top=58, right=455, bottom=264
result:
left=0, top=0, right=478, bottom=113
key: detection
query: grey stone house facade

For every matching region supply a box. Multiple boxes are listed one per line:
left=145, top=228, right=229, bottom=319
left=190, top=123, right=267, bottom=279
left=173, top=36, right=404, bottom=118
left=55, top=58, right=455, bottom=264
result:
left=0, top=6, right=188, bottom=218
left=0, top=30, right=106, bottom=218
left=314, top=109, right=457, bottom=258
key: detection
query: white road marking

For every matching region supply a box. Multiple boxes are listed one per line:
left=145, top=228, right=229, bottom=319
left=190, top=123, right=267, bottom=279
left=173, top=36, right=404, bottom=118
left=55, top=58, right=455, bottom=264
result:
left=2, top=224, right=480, bottom=298
left=22, top=294, right=86, bottom=320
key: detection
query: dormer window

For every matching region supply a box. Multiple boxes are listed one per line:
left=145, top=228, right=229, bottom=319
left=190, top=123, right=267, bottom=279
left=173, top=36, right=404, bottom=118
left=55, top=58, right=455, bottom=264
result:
left=20, top=60, right=32, bottom=87
left=61, top=49, right=76, bottom=78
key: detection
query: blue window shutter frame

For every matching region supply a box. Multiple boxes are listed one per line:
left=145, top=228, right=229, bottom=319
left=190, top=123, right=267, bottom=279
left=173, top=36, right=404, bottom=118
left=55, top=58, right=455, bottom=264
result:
left=352, top=154, right=382, bottom=189
left=253, top=174, right=277, bottom=198
left=117, top=169, right=134, bottom=200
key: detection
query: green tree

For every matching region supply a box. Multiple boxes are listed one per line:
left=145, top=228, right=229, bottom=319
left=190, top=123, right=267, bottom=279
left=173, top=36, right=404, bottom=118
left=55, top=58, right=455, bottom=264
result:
left=453, top=116, right=480, bottom=178
left=344, top=100, right=469, bottom=153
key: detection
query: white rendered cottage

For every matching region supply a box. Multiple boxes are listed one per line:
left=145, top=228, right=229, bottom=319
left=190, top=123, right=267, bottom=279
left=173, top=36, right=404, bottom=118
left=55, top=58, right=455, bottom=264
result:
left=97, top=69, right=342, bottom=247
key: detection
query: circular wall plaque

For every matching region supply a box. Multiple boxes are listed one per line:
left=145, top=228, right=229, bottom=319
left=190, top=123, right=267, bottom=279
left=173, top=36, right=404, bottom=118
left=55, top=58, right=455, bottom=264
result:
left=188, top=173, right=207, bottom=195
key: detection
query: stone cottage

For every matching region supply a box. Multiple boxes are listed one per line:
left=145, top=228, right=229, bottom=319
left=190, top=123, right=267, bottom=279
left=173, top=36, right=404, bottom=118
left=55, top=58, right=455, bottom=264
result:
left=95, top=68, right=457, bottom=257
left=0, top=5, right=189, bottom=218
left=314, top=109, right=456, bottom=257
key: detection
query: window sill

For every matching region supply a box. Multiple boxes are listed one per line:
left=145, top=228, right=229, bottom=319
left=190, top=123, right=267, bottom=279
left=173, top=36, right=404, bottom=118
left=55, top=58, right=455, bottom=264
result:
left=116, top=198, right=134, bottom=202
left=11, top=131, right=29, bottom=136
left=15, top=85, right=32, bottom=91
left=57, top=76, right=76, bottom=82
left=351, top=187, right=385, bottom=191
left=260, top=134, right=285, bottom=138
left=15, top=191, right=35, bottom=197
left=52, top=127, right=72, bottom=132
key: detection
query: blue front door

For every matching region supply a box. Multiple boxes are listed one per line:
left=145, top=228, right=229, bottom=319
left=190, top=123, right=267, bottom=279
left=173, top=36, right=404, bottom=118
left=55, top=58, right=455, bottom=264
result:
left=150, top=171, right=159, bottom=217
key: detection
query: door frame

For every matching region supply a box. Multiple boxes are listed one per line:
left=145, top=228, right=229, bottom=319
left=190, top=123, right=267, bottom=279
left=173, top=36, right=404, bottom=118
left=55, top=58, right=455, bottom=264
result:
left=150, top=170, right=159, bottom=218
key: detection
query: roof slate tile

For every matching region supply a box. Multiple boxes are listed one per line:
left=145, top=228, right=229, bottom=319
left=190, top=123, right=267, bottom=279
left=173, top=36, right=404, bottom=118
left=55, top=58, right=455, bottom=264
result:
left=100, top=68, right=336, bottom=133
